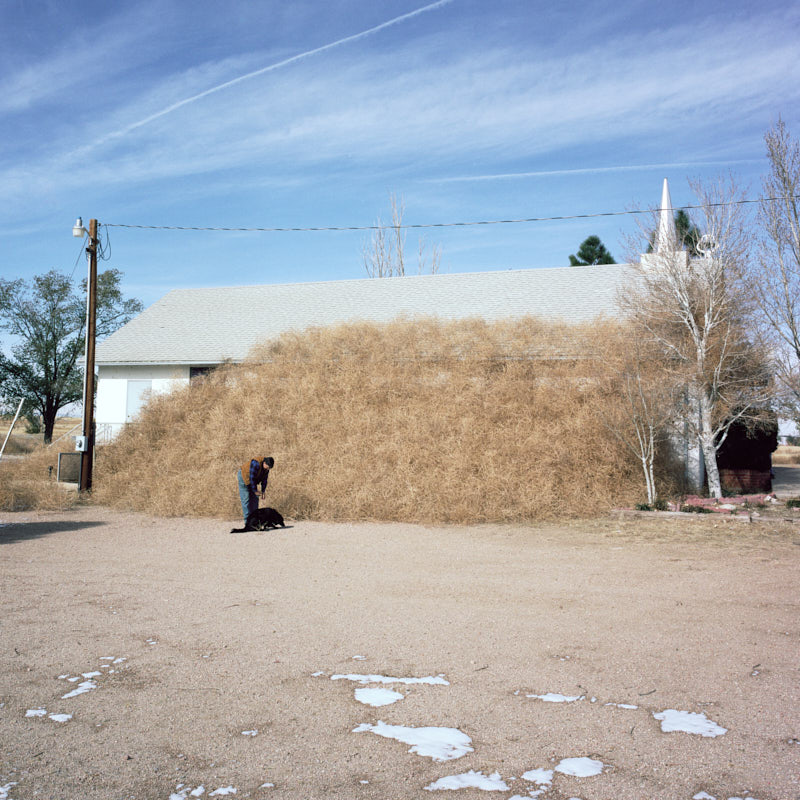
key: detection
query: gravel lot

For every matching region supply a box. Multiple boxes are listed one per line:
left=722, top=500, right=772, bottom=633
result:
left=1, top=508, right=798, bottom=800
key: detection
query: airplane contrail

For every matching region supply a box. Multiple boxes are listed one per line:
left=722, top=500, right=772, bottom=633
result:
left=431, top=160, right=763, bottom=182
left=98, top=0, right=453, bottom=145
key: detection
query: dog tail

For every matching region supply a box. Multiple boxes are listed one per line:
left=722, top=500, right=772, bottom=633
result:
left=230, top=526, right=247, bottom=533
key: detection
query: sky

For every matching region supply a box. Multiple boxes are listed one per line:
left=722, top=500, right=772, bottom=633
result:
left=1, top=0, right=799, bottom=309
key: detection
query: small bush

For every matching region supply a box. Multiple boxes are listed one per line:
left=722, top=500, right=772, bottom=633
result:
left=652, top=498, right=668, bottom=511
left=680, top=504, right=712, bottom=514
left=786, top=498, right=800, bottom=509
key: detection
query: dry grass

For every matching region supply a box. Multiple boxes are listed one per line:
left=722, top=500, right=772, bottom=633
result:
left=0, top=446, right=80, bottom=511
left=771, top=444, right=800, bottom=465
left=0, top=417, right=83, bottom=511
left=92, top=317, right=651, bottom=523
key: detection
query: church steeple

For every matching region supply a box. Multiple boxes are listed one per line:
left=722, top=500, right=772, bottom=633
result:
left=641, top=178, right=688, bottom=270
left=654, top=178, right=677, bottom=253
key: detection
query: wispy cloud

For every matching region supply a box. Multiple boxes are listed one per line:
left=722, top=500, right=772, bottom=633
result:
left=429, top=160, right=765, bottom=183
left=93, top=0, right=454, bottom=148
left=1, top=2, right=797, bottom=216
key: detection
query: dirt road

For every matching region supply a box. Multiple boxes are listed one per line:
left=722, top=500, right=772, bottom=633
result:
left=1, top=509, right=798, bottom=799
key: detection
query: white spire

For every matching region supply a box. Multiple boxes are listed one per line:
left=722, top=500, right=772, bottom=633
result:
left=655, top=178, right=677, bottom=253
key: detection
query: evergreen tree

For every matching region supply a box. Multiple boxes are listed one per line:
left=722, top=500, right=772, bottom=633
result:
left=569, top=235, right=616, bottom=266
left=646, top=209, right=702, bottom=254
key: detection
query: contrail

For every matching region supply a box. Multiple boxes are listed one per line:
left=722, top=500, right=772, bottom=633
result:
left=99, top=0, right=453, bottom=145
left=432, top=160, right=763, bottom=182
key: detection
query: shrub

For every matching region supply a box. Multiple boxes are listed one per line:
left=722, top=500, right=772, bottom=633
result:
left=680, top=504, right=712, bottom=514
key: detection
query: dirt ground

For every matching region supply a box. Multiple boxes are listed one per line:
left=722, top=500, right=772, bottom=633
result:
left=0, top=509, right=798, bottom=800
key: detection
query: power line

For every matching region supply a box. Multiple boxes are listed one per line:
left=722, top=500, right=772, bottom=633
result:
left=102, top=195, right=800, bottom=234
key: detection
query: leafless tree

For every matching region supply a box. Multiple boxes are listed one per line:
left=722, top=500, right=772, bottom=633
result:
left=601, top=333, right=677, bottom=505
left=751, top=119, right=800, bottom=424
left=363, top=193, right=441, bottom=277
left=620, top=178, right=773, bottom=498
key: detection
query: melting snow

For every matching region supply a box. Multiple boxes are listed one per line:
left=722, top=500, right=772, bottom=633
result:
left=353, top=721, right=473, bottom=761
left=241, top=730, right=258, bottom=736
left=0, top=783, right=18, bottom=800
left=170, top=787, right=206, bottom=799
left=48, top=713, right=72, bottom=723
left=526, top=692, right=584, bottom=703
left=209, top=789, right=237, bottom=796
left=354, top=687, right=404, bottom=707
left=521, top=768, right=553, bottom=785
left=424, top=771, right=509, bottom=791
left=331, top=673, right=449, bottom=685
left=25, top=708, right=46, bottom=717
left=653, top=709, right=727, bottom=737
left=604, top=702, right=638, bottom=709
left=555, top=757, right=604, bottom=777
left=62, top=680, right=97, bottom=699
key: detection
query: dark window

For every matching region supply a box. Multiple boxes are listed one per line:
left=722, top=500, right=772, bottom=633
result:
left=189, top=366, right=215, bottom=382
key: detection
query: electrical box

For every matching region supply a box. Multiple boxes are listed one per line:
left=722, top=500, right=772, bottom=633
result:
left=75, top=436, right=88, bottom=452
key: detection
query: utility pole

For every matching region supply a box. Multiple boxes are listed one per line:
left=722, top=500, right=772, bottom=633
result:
left=79, top=219, right=98, bottom=492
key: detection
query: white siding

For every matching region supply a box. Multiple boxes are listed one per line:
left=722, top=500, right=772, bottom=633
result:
left=96, top=365, right=190, bottom=439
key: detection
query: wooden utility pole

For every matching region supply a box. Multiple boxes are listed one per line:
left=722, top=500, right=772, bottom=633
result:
left=79, top=219, right=98, bottom=492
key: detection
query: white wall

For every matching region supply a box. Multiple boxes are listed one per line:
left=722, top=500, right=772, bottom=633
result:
left=96, top=364, right=190, bottom=439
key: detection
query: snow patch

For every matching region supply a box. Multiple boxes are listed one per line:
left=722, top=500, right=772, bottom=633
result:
left=526, top=692, right=583, bottom=703
left=353, top=720, right=472, bottom=761
left=331, top=673, right=448, bottom=685
left=555, top=757, right=604, bottom=777
left=25, top=708, right=46, bottom=717
left=653, top=709, right=727, bottom=737
left=604, top=702, right=638, bottom=709
left=61, top=679, right=97, bottom=699
left=521, top=768, right=553, bottom=785
left=48, top=713, right=72, bottom=723
left=424, top=770, right=509, bottom=791
left=354, top=687, right=404, bottom=707
left=170, top=787, right=206, bottom=799
left=0, top=783, right=18, bottom=800
left=209, top=788, right=237, bottom=796
left=241, top=730, right=258, bottom=736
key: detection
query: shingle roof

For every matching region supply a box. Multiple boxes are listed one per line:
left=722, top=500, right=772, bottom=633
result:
left=95, top=264, right=631, bottom=365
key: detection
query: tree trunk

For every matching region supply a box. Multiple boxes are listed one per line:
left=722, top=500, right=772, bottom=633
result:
left=698, top=401, right=722, bottom=498
left=42, top=405, right=57, bottom=444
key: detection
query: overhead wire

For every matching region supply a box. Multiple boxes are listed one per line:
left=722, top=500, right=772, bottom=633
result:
left=101, top=195, right=800, bottom=234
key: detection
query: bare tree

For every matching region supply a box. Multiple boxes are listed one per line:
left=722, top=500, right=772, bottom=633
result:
left=751, top=119, right=800, bottom=424
left=600, top=333, right=677, bottom=505
left=363, top=193, right=441, bottom=277
left=620, top=178, right=772, bottom=498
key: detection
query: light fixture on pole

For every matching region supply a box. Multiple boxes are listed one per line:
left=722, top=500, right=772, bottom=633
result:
left=73, top=217, right=99, bottom=492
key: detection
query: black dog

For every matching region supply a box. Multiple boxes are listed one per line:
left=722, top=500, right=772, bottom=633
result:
left=230, top=507, right=285, bottom=533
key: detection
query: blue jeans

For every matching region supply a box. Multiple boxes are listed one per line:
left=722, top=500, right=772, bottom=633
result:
left=237, top=471, right=258, bottom=522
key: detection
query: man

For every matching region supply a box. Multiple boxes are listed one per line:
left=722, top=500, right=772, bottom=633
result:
left=237, top=456, right=274, bottom=524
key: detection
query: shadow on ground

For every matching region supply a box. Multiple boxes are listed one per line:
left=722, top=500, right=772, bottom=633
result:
left=772, top=464, right=800, bottom=499
left=0, top=519, right=107, bottom=544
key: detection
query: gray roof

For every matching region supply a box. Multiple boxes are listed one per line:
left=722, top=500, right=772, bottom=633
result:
left=95, top=264, right=631, bottom=365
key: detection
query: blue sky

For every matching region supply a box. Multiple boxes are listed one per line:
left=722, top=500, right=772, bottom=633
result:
left=1, top=0, right=799, bottom=308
